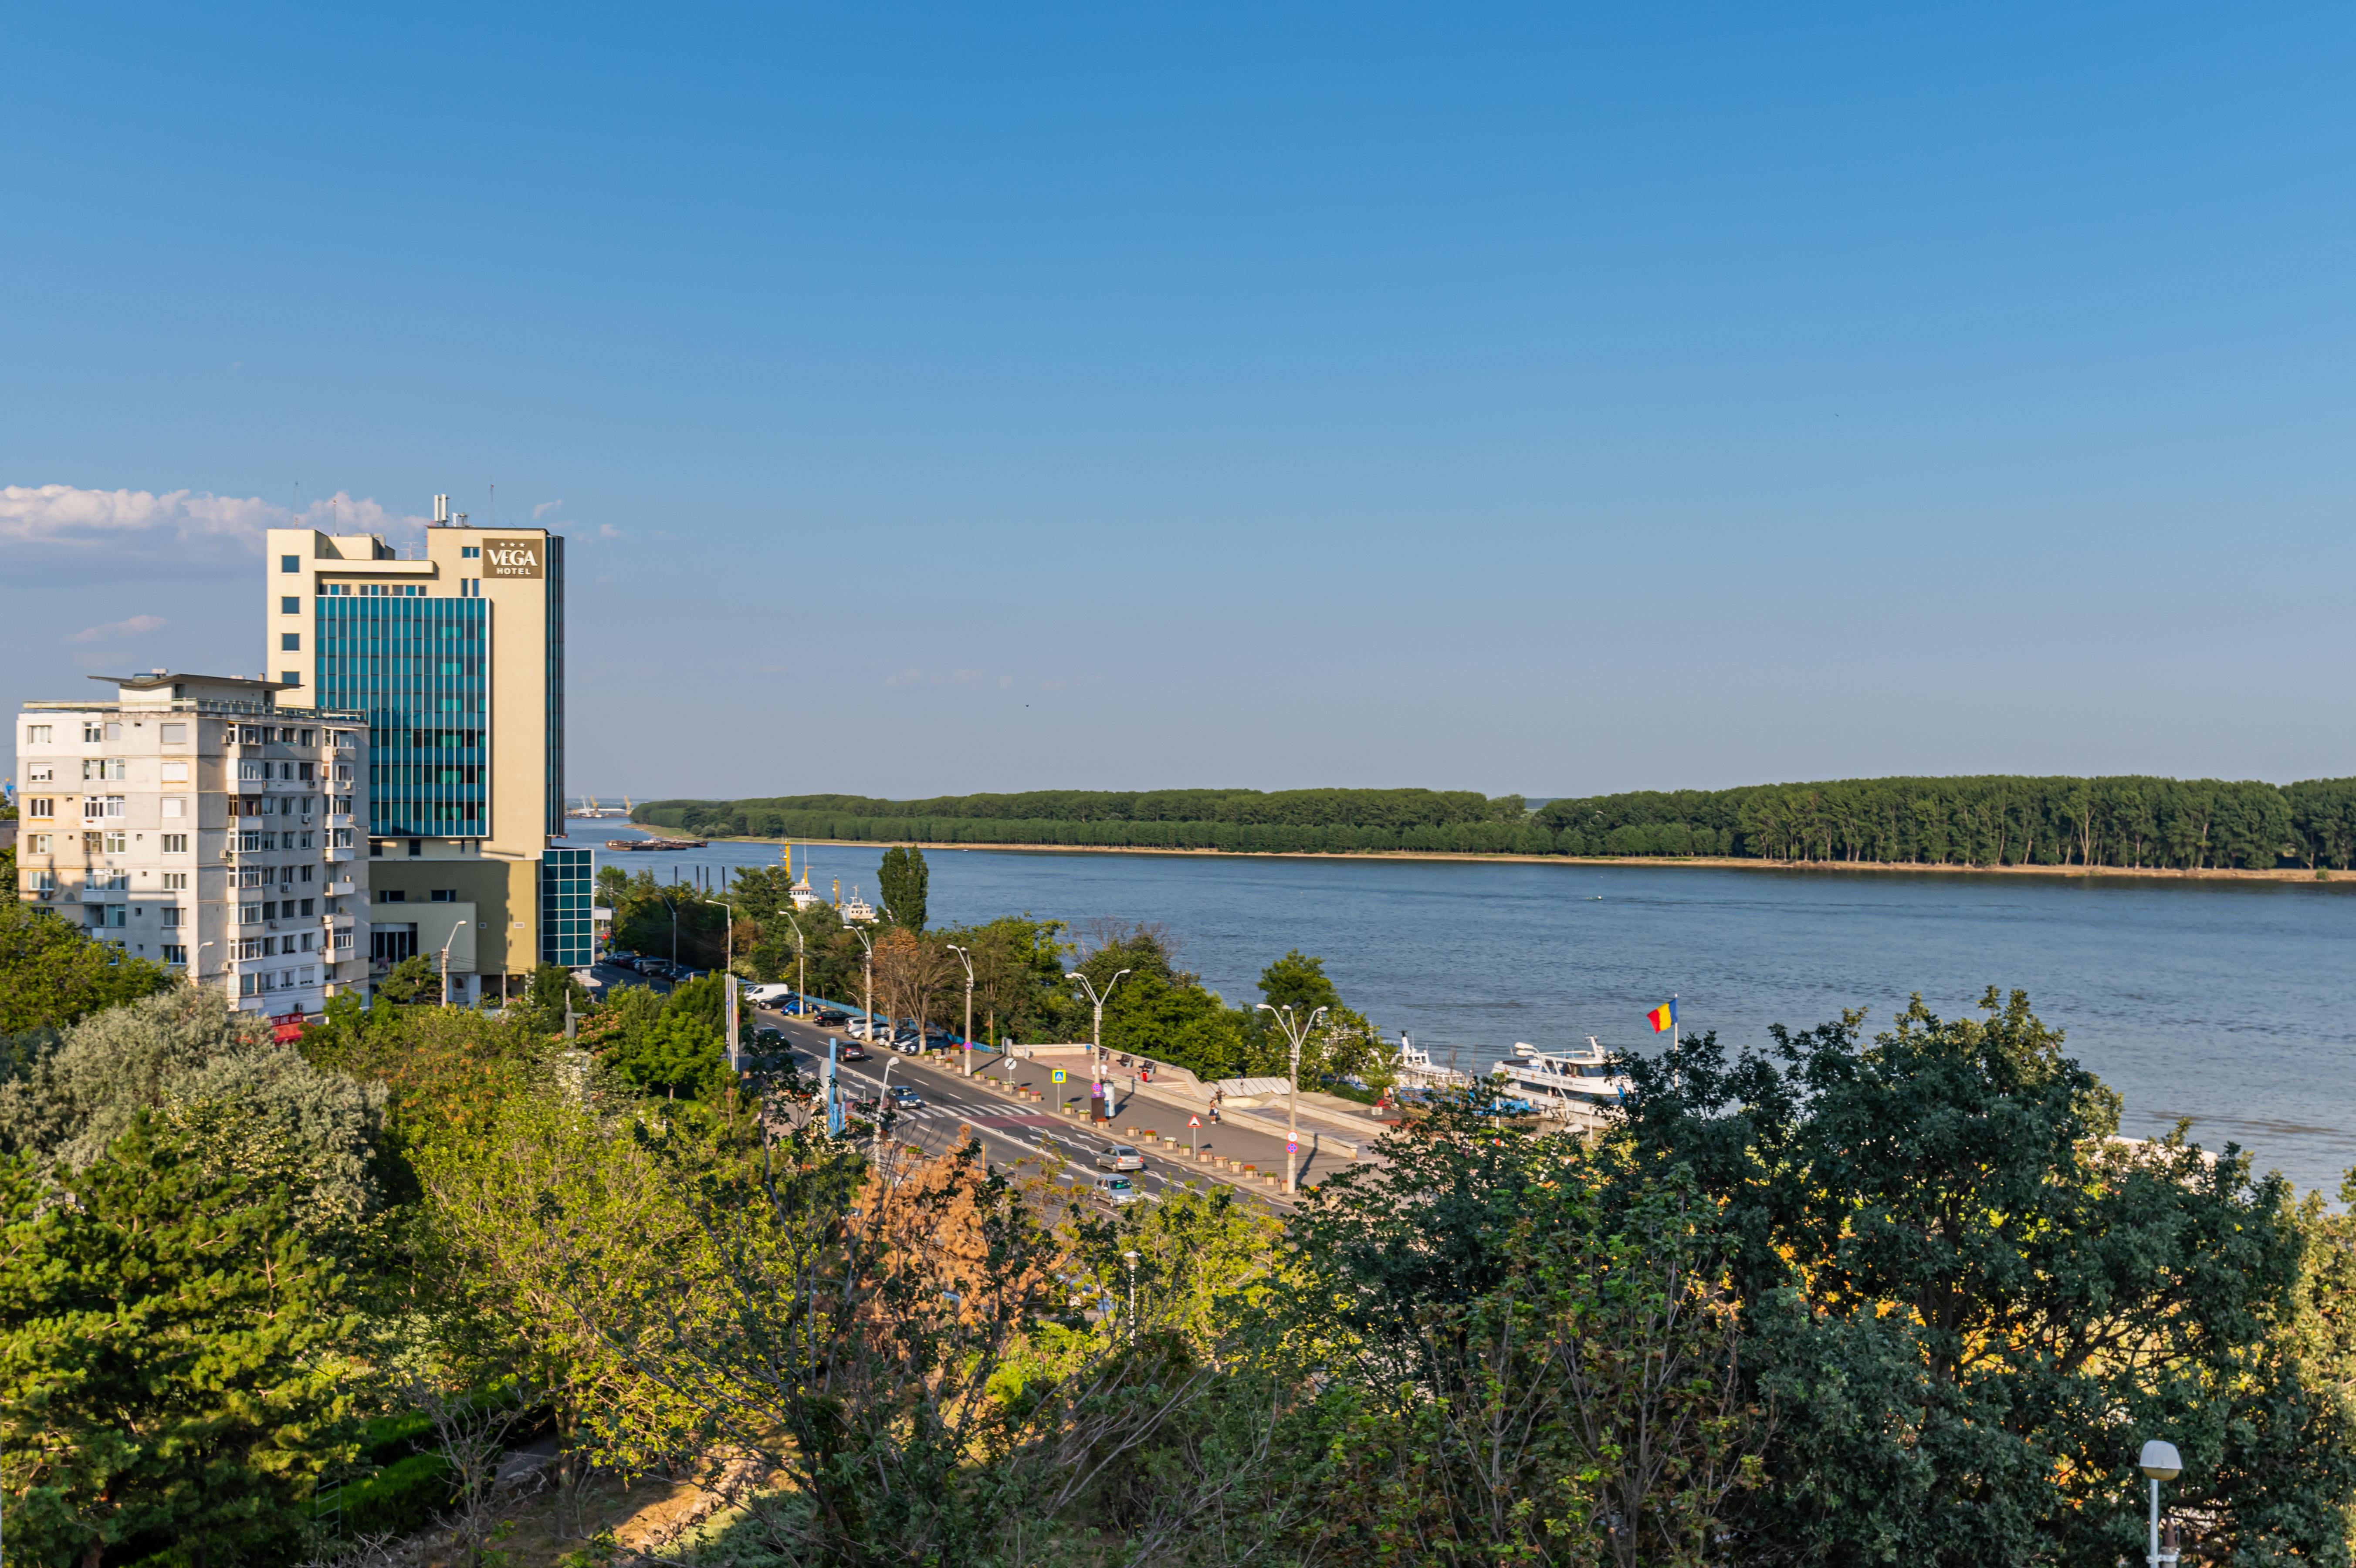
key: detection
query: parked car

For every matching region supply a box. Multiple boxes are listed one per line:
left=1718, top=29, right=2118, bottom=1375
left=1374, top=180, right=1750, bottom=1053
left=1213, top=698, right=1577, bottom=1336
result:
left=814, top=1009, right=849, bottom=1027
left=1095, top=1145, right=1146, bottom=1173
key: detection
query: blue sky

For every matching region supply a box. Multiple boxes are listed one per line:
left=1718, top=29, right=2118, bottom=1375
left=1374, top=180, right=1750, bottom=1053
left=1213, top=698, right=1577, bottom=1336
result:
left=6, top=5, right=2353, bottom=799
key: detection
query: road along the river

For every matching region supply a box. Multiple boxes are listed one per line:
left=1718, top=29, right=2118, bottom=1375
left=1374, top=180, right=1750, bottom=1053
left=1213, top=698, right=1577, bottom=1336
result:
left=751, top=1005, right=1370, bottom=1209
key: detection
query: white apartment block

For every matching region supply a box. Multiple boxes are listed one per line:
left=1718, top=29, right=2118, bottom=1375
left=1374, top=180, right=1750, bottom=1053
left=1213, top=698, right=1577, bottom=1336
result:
left=14, top=672, right=371, bottom=1018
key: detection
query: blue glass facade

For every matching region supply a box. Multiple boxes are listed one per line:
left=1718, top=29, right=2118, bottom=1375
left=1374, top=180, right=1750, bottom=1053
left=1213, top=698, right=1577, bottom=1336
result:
left=314, top=590, right=490, bottom=838
left=539, top=848, right=593, bottom=967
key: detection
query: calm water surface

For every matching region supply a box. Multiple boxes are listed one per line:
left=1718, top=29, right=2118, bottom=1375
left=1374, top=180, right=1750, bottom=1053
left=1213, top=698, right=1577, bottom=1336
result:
left=567, top=829, right=2356, bottom=1193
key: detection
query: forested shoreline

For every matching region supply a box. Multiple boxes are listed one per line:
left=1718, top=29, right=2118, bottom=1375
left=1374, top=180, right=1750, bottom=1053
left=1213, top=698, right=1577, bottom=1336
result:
left=637, top=774, right=2356, bottom=871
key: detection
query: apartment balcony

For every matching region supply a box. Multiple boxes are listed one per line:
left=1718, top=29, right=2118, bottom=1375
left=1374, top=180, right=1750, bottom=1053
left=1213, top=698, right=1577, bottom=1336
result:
left=328, top=878, right=357, bottom=896
left=326, top=847, right=355, bottom=863
left=328, top=814, right=354, bottom=830
left=331, top=911, right=357, bottom=929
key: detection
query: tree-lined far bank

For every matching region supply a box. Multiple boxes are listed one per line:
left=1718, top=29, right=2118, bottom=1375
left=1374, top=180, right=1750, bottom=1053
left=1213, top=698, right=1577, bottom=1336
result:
left=636, top=773, right=2356, bottom=871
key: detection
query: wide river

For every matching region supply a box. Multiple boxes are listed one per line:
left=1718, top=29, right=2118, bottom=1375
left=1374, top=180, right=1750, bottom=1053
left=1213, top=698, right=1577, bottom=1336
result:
left=565, top=829, right=2356, bottom=1194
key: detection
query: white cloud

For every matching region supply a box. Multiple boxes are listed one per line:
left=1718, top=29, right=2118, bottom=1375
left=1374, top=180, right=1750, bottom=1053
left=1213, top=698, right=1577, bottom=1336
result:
left=534, top=499, right=563, bottom=519
left=70, top=613, right=167, bottom=643
left=596, top=523, right=622, bottom=539
left=0, top=483, right=428, bottom=582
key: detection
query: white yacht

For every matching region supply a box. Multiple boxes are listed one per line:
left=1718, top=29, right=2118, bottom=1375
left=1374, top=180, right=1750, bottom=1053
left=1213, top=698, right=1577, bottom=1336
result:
left=1489, top=1038, right=1630, bottom=1124
left=1392, top=1032, right=1472, bottom=1092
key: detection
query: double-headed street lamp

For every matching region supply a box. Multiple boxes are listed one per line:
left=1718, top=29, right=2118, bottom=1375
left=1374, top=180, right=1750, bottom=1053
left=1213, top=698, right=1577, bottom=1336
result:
left=1256, top=1002, right=1326, bottom=1196
left=1065, top=967, right=1130, bottom=1115
left=846, top=920, right=878, bottom=1045
left=946, top=943, right=977, bottom=1076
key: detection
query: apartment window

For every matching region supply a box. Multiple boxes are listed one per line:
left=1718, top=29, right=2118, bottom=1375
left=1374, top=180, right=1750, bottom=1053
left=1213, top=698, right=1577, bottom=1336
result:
left=95, top=906, right=127, bottom=929
left=281, top=596, right=300, bottom=614
left=29, top=834, right=53, bottom=854
left=84, top=758, right=126, bottom=781
left=26, top=799, right=53, bottom=818
left=240, top=903, right=262, bottom=924
left=300, top=861, right=315, bottom=879
left=298, top=761, right=315, bottom=782
left=160, top=722, right=187, bottom=743
left=161, top=760, right=190, bottom=783
left=281, top=554, right=299, bottom=572
left=162, top=906, right=185, bottom=928
left=408, top=839, right=423, bottom=857
left=300, top=729, right=315, bottom=745
left=281, top=671, right=301, bottom=687
left=334, top=828, right=354, bottom=848
left=239, top=760, right=265, bottom=781
left=27, top=762, right=53, bottom=782
left=91, top=869, right=128, bottom=891
left=163, top=872, right=188, bottom=890
left=461, top=545, right=479, bottom=558
left=263, top=900, right=278, bottom=920
left=300, top=897, right=315, bottom=916
left=430, top=889, right=458, bottom=902
left=335, top=931, right=354, bottom=952
left=84, top=722, right=105, bottom=742
left=162, top=797, right=186, bottom=818
left=240, top=725, right=263, bottom=744
left=83, top=797, right=125, bottom=821
left=26, top=724, right=51, bottom=743
left=162, top=945, right=187, bottom=966
left=377, top=889, right=406, bottom=902
left=105, top=831, right=127, bottom=854
left=238, top=867, right=267, bottom=889
left=29, top=872, right=57, bottom=894
left=161, top=834, right=188, bottom=853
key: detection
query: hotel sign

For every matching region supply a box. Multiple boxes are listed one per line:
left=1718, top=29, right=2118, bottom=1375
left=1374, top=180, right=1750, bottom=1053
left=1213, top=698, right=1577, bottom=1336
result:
left=482, top=537, right=545, bottom=579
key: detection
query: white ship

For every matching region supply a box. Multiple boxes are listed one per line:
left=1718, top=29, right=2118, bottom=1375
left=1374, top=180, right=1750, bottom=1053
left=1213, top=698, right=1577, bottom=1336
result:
left=1489, top=1038, right=1631, bottom=1125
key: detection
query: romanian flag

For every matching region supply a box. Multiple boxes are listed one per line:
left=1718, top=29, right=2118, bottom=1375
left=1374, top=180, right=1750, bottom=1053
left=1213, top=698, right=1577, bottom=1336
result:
left=1645, top=1000, right=1677, bottom=1034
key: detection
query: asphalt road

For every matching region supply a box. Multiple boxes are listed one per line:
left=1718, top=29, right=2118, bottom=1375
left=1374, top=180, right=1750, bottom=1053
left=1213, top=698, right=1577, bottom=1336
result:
left=745, top=1002, right=1364, bottom=1210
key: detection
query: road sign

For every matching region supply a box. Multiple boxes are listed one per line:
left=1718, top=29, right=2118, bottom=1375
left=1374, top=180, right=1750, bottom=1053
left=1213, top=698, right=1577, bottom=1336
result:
left=1188, top=1115, right=1201, bottom=1128
left=1287, top=1138, right=1298, bottom=1151
left=1052, top=1068, right=1067, bottom=1084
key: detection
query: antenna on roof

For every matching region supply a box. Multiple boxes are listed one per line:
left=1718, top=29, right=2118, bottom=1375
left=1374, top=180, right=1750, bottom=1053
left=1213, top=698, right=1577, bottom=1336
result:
left=489, top=481, right=494, bottom=527
left=433, top=494, right=450, bottom=524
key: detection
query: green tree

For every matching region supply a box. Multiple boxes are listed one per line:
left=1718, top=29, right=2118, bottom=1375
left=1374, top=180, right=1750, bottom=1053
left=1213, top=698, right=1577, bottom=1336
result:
left=877, top=843, right=929, bottom=931
left=1615, top=990, right=2356, bottom=1565
left=375, top=953, right=437, bottom=1004
left=0, top=903, right=171, bottom=1037
left=0, top=1122, right=360, bottom=1568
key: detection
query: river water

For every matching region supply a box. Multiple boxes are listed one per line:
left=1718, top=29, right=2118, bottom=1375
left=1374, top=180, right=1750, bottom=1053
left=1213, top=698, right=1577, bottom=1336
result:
left=565, top=828, right=2356, bottom=1194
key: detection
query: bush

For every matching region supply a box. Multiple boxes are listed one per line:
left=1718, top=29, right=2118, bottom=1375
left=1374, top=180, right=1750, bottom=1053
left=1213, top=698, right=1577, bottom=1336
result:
left=332, top=1451, right=454, bottom=1537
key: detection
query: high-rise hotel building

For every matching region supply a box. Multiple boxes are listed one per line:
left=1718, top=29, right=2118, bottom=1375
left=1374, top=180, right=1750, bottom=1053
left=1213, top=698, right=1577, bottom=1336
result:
left=263, top=507, right=590, bottom=1002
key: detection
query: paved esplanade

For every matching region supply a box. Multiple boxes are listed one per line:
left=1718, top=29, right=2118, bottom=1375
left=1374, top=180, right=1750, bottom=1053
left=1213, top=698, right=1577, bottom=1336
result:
left=751, top=1002, right=1371, bottom=1206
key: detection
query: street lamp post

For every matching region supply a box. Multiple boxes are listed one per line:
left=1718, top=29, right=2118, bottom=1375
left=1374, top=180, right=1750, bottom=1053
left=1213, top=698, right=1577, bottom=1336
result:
left=697, top=892, right=738, bottom=1071
left=846, top=921, right=877, bottom=1047
left=1122, top=1249, right=1140, bottom=1345
left=782, top=910, right=808, bottom=1016
left=946, top=944, right=976, bottom=1076
left=439, top=921, right=470, bottom=1008
left=1064, top=968, right=1131, bottom=1118
left=2141, top=1439, right=2183, bottom=1568
left=1256, top=1003, right=1327, bottom=1196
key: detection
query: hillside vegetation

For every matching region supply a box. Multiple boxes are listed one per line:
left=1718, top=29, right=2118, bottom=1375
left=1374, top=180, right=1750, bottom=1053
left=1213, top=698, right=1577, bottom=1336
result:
left=636, top=774, right=2356, bottom=870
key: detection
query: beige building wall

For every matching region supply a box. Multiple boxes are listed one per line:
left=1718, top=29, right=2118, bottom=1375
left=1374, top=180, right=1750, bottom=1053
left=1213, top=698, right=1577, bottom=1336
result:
left=262, top=520, right=565, bottom=1000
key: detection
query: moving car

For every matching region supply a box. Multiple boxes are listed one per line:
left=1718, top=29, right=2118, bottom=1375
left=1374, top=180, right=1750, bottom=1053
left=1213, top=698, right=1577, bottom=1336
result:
left=889, top=1085, right=925, bottom=1109
left=1090, top=1173, right=1141, bottom=1207
left=836, top=1042, right=870, bottom=1062
left=1095, top=1145, right=1147, bottom=1172
left=814, top=1010, right=850, bottom=1027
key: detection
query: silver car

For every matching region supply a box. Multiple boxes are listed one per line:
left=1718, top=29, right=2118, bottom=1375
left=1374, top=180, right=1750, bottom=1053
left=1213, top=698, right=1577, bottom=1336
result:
left=1095, top=1145, right=1146, bottom=1172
